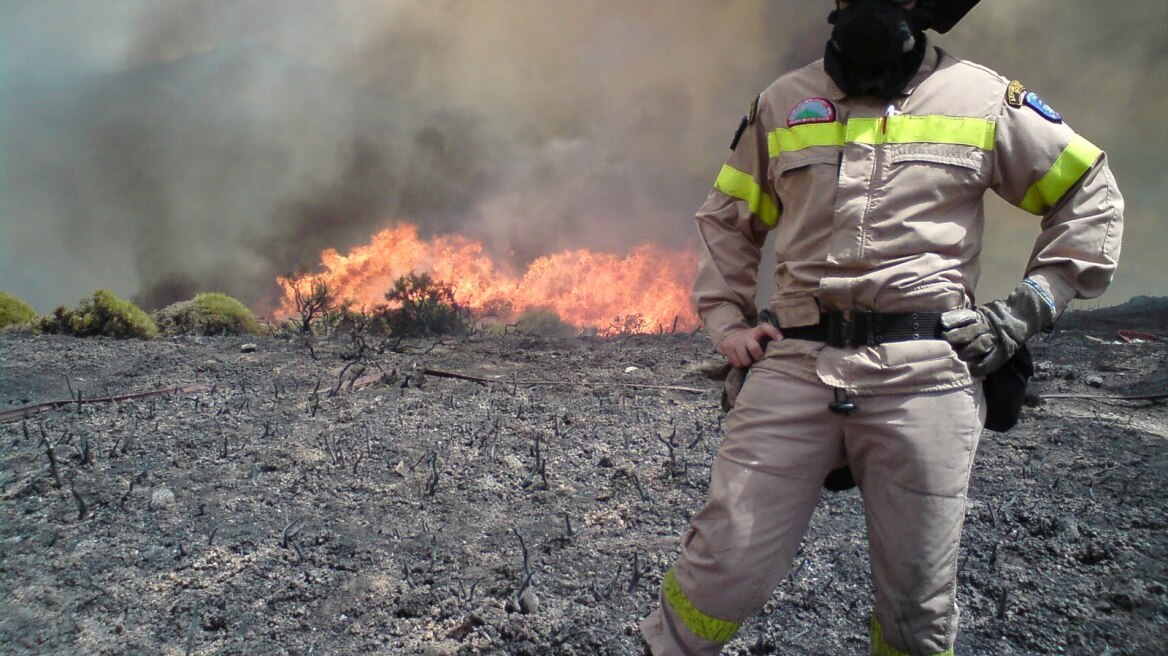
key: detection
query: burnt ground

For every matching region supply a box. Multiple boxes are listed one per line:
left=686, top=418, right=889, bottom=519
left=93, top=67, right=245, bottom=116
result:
left=1, top=300, right=1166, bottom=656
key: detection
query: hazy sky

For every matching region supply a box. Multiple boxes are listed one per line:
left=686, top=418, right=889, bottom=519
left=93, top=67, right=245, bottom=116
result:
left=1, top=0, right=1164, bottom=313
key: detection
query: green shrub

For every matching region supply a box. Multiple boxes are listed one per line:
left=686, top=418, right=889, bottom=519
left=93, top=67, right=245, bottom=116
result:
left=40, top=289, right=158, bottom=339
left=514, top=307, right=577, bottom=337
left=154, top=292, right=263, bottom=336
left=376, top=272, right=469, bottom=337
left=0, top=291, right=38, bottom=329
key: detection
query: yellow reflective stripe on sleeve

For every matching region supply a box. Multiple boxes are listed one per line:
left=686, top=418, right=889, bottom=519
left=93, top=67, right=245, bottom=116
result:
left=1019, top=136, right=1103, bottom=215
left=870, top=616, right=955, bottom=656
left=713, top=164, right=780, bottom=227
left=663, top=568, right=741, bottom=643
left=768, top=115, right=996, bottom=156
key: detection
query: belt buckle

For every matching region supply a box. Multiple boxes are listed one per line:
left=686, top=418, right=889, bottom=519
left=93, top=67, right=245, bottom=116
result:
left=826, top=312, right=852, bottom=348
left=827, top=311, right=876, bottom=348
left=858, top=311, right=877, bottom=346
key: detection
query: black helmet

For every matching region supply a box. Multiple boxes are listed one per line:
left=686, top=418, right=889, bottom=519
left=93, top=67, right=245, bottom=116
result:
left=914, top=0, right=981, bottom=33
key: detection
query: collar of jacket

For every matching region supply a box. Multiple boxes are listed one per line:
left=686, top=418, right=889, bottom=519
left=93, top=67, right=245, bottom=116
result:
left=825, top=38, right=942, bottom=102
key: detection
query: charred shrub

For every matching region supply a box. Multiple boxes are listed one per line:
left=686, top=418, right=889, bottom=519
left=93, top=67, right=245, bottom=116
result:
left=154, top=292, right=264, bottom=336
left=40, top=289, right=158, bottom=339
left=600, top=314, right=647, bottom=337
left=319, top=301, right=390, bottom=337
left=377, top=272, right=469, bottom=337
left=282, top=270, right=337, bottom=334
left=0, top=291, right=38, bottom=330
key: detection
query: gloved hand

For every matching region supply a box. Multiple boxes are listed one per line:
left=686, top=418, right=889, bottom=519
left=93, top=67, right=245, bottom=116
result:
left=941, top=279, right=1056, bottom=376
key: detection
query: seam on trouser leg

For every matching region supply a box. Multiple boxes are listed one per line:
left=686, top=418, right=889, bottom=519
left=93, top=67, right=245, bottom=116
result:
left=871, top=616, right=955, bottom=656
left=866, top=385, right=981, bottom=653
left=663, top=568, right=741, bottom=643
left=937, top=390, right=983, bottom=646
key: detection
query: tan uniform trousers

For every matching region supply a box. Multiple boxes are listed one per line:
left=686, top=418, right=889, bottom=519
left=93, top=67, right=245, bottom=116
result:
left=641, top=367, right=985, bottom=655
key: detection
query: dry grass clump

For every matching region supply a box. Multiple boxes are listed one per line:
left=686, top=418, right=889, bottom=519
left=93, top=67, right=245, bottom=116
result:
left=154, top=292, right=263, bottom=336
left=39, top=289, right=157, bottom=340
left=0, top=291, right=38, bottom=330
left=513, top=308, right=577, bottom=337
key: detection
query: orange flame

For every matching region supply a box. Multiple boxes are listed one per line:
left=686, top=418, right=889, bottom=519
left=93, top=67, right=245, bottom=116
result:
left=276, top=223, right=699, bottom=332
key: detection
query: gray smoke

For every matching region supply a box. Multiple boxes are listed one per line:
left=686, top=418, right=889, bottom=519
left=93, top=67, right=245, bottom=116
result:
left=0, top=0, right=1163, bottom=313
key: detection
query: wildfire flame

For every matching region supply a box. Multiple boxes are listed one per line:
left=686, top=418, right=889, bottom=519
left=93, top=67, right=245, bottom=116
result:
left=276, top=223, right=699, bottom=333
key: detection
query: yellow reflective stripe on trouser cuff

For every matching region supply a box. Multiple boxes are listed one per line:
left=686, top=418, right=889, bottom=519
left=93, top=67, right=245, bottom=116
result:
left=1019, top=136, right=1103, bottom=214
left=713, top=164, right=779, bottom=227
left=663, top=568, right=741, bottom=643
left=869, top=616, right=955, bottom=656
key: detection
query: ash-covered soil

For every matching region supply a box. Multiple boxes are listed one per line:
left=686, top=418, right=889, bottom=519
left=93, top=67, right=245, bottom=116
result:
left=2, top=301, right=1166, bottom=656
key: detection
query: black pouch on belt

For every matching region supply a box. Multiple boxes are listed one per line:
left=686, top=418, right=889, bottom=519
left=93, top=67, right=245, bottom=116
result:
left=982, top=344, right=1034, bottom=432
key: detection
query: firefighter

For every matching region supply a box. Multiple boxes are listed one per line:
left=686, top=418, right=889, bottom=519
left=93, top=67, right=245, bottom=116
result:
left=640, top=0, right=1124, bottom=653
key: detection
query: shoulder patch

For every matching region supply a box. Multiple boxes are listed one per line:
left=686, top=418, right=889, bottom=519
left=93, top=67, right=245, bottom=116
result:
left=729, top=115, right=748, bottom=151
left=1005, top=80, right=1027, bottom=108
left=747, top=94, right=760, bottom=126
left=787, top=98, right=836, bottom=127
left=1023, top=91, right=1063, bottom=123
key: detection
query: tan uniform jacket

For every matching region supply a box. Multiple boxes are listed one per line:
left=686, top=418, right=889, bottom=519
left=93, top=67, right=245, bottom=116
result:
left=694, top=42, right=1124, bottom=394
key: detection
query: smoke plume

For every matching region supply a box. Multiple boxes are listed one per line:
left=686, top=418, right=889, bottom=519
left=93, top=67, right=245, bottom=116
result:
left=1, top=0, right=1163, bottom=313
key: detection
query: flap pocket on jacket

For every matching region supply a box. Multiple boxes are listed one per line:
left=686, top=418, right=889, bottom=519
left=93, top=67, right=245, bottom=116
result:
left=888, top=152, right=982, bottom=170
left=776, top=153, right=840, bottom=175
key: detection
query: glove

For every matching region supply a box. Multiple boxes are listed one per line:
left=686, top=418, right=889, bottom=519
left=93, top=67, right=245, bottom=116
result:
left=941, top=279, right=1056, bottom=377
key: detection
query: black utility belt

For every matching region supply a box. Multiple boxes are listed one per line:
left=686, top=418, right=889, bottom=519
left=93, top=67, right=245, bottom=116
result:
left=779, top=311, right=944, bottom=348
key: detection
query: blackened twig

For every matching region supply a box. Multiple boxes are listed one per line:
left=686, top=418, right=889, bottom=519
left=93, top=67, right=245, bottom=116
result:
left=119, top=478, right=137, bottom=511
left=401, top=558, right=416, bottom=589
left=425, top=452, right=441, bottom=496
left=629, top=473, right=650, bottom=502
left=46, top=443, right=62, bottom=488
left=330, top=361, right=360, bottom=398
left=687, top=420, right=704, bottom=449
left=346, top=366, right=367, bottom=392
left=627, top=552, right=642, bottom=594
left=457, top=579, right=479, bottom=603
left=78, top=434, right=92, bottom=466
left=656, top=426, right=679, bottom=479
left=511, top=528, right=535, bottom=609
left=69, top=476, right=88, bottom=520
left=521, top=433, right=549, bottom=490
left=308, top=377, right=322, bottom=417
left=184, top=607, right=201, bottom=656
left=592, top=562, right=624, bottom=601
left=281, top=519, right=303, bottom=549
